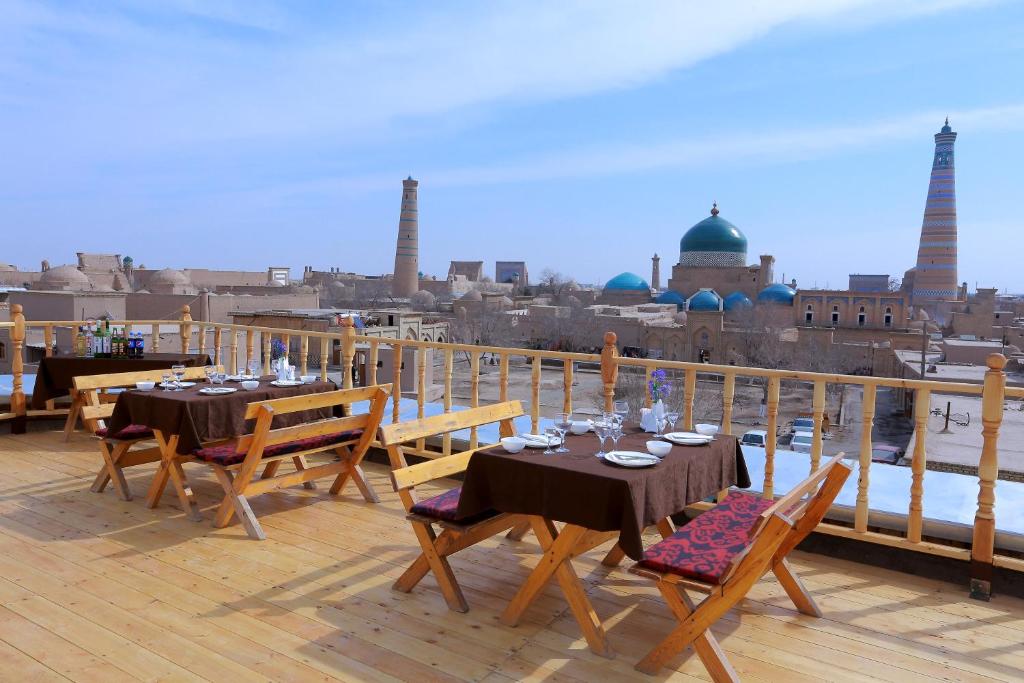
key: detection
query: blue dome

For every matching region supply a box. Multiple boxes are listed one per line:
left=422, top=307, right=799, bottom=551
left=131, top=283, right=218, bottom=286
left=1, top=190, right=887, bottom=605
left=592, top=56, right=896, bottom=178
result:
left=604, top=272, right=650, bottom=291
left=655, top=290, right=687, bottom=309
left=723, top=291, right=753, bottom=311
left=679, top=205, right=747, bottom=266
left=757, top=283, right=797, bottom=305
left=687, top=289, right=723, bottom=312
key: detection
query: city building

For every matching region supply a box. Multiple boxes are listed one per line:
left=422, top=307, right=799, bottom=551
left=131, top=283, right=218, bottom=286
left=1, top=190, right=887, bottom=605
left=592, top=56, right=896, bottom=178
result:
left=391, top=176, right=420, bottom=297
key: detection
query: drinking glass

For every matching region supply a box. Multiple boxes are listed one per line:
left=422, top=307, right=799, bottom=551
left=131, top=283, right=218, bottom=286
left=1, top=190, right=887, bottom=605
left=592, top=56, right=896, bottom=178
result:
left=543, top=427, right=560, bottom=455
left=171, top=364, right=186, bottom=390
left=594, top=420, right=610, bottom=458
left=554, top=412, right=572, bottom=453
left=665, top=411, right=680, bottom=435
left=247, top=358, right=259, bottom=378
left=613, top=400, right=629, bottom=426
left=203, top=364, right=216, bottom=383
left=609, top=422, right=623, bottom=452
left=161, top=372, right=172, bottom=391
left=654, top=415, right=666, bottom=438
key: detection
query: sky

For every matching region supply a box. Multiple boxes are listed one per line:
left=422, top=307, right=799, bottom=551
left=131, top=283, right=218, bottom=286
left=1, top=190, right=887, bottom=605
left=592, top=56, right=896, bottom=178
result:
left=2, top=0, right=1023, bottom=291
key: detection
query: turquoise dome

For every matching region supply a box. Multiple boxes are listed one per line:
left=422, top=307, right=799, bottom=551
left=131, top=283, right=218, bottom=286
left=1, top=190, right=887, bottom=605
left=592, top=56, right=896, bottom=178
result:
left=688, top=289, right=722, bottom=312
left=723, top=291, right=753, bottom=311
left=757, top=283, right=797, bottom=305
left=655, top=290, right=687, bottom=309
left=679, top=205, right=748, bottom=266
left=604, top=272, right=650, bottom=291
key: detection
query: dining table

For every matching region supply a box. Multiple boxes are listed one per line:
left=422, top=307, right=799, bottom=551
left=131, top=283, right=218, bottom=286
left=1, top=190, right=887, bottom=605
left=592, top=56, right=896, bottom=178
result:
left=106, top=376, right=340, bottom=520
left=456, top=426, right=749, bottom=657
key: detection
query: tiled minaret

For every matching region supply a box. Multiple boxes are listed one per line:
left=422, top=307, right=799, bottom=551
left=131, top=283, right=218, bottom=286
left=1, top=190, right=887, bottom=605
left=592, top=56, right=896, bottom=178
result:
left=912, top=119, right=959, bottom=303
left=651, top=253, right=661, bottom=291
left=392, top=176, right=419, bottom=297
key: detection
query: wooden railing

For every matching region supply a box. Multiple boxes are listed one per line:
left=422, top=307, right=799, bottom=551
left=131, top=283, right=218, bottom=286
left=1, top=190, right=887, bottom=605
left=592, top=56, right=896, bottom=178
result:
left=3, top=304, right=1020, bottom=599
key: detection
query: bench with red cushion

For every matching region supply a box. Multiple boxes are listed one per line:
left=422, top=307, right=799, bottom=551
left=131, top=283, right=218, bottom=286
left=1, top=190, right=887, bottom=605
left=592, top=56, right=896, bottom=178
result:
left=95, top=424, right=154, bottom=440
left=637, top=490, right=774, bottom=584
left=409, top=486, right=497, bottom=525
left=193, top=429, right=363, bottom=467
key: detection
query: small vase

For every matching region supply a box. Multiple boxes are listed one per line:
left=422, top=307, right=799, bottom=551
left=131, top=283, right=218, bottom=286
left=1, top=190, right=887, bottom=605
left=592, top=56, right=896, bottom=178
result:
left=653, top=399, right=666, bottom=436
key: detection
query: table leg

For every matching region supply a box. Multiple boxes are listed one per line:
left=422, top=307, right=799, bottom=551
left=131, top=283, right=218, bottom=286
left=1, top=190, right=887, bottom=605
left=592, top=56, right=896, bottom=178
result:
left=501, top=516, right=614, bottom=658
left=147, top=432, right=203, bottom=522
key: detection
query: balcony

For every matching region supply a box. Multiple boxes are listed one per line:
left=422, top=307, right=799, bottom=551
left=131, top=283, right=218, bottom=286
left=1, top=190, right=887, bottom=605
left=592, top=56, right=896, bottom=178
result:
left=1, top=306, right=1023, bottom=681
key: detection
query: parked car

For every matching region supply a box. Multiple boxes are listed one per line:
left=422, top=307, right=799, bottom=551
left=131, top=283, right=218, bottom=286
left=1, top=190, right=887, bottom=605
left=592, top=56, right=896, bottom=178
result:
left=871, top=443, right=905, bottom=465
left=789, top=431, right=814, bottom=453
left=741, top=430, right=768, bottom=448
left=790, top=417, right=815, bottom=435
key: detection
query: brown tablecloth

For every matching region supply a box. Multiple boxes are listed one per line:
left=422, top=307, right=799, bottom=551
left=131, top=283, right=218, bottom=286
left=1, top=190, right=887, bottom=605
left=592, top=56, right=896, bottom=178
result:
left=457, top=428, right=750, bottom=560
left=107, top=377, right=338, bottom=454
left=30, top=353, right=212, bottom=408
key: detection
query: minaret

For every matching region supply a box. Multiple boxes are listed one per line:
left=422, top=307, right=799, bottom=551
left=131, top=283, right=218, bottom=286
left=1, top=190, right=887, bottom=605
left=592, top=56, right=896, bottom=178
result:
left=912, top=119, right=958, bottom=303
left=392, top=176, right=420, bottom=297
left=651, top=253, right=661, bottom=291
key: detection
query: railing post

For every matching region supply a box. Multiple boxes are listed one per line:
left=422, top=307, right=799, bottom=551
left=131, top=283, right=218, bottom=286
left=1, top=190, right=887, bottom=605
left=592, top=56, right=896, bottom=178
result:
left=855, top=383, right=877, bottom=533
left=245, top=329, right=254, bottom=370
left=151, top=323, right=160, bottom=352
left=721, top=371, right=735, bottom=435
left=340, top=317, right=355, bottom=389
left=179, top=305, right=192, bottom=354
left=600, top=332, right=618, bottom=414
left=811, top=380, right=826, bottom=472
left=9, top=305, right=26, bottom=433
left=319, top=337, right=329, bottom=382
left=764, top=376, right=780, bottom=499
left=213, top=326, right=222, bottom=367
left=262, top=333, right=272, bottom=376
left=299, top=335, right=309, bottom=376
left=907, top=387, right=930, bottom=543
left=971, top=353, right=1006, bottom=601
left=683, top=369, right=696, bottom=431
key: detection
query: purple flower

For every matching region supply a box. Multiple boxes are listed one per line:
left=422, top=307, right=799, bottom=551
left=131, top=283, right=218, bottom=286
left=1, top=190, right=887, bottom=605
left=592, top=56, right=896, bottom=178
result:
left=270, top=338, right=288, bottom=360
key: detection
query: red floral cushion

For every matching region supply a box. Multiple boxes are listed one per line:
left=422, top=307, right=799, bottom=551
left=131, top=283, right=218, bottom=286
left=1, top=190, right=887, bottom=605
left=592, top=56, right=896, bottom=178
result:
left=638, top=491, right=774, bottom=584
left=409, top=486, right=497, bottom=525
left=193, top=429, right=363, bottom=467
left=95, top=424, right=153, bottom=440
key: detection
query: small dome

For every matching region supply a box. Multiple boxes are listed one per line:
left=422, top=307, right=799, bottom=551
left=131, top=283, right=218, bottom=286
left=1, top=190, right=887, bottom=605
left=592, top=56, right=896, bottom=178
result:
left=460, top=289, right=483, bottom=301
left=39, top=265, right=91, bottom=288
left=410, top=290, right=436, bottom=307
left=655, top=290, right=687, bottom=309
left=680, top=204, right=748, bottom=266
left=723, top=291, right=753, bottom=311
left=604, top=272, right=650, bottom=291
left=757, top=283, right=797, bottom=305
left=688, top=289, right=723, bottom=312
left=151, top=268, right=190, bottom=285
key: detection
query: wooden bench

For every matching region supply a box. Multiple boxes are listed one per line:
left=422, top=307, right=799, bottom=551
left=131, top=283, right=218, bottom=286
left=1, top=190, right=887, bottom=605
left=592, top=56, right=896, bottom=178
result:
left=630, top=453, right=853, bottom=678
left=378, top=401, right=527, bottom=613
left=75, top=367, right=217, bottom=501
left=194, top=384, right=391, bottom=540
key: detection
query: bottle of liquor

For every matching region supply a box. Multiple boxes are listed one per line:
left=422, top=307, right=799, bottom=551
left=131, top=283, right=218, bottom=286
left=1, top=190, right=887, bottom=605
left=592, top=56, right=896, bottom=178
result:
left=100, top=321, right=110, bottom=358
left=116, top=328, right=124, bottom=358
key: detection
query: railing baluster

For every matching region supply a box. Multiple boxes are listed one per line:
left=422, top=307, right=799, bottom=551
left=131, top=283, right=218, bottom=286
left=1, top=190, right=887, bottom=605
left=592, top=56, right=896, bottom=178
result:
left=907, top=387, right=930, bottom=543
left=151, top=323, right=160, bottom=352
left=245, top=329, right=254, bottom=371
left=417, top=346, right=428, bottom=452
left=443, top=348, right=454, bottom=456
left=368, top=340, right=379, bottom=385
left=470, top=351, right=480, bottom=449
left=43, top=325, right=55, bottom=411
left=683, top=369, right=696, bottom=431
left=563, top=359, right=573, bottom=416
left=198, top=323, right=207, bottom=356
left=721, top=371, right=735, bottom=435
left=971, top=354, right=1007, bottom=600
left=71, top=325, right=80, bottom=356
left=300, top=335, right=309, bottom=376
left=600, top=332, right=618, bottom=413
left=319, top=337, right=329, bottom=381
left=499, top=353, right=510, bottom=403
left=9, top=305, right=26, bottom=433
left=764, top=376, right=780, bottom=499
left=282, top=333, right=291, bottom=366
left=531, top=354, right=541, bottom=434
left=213, top=326, right=222, bottom=367
left=855, top=383, right=877, bottom=533
left=262, top=333, right=272, bottom=376
left=392, top=342, right=403, bottom=424
left=645, top=366, right=654, bottom=409
left=229, top=330, right=238, bottom=374
left=180, top=305, right=192, bottom=354
left=340, top=320, right=355, bottom=390
left=811, top=380, right=826, bottom=472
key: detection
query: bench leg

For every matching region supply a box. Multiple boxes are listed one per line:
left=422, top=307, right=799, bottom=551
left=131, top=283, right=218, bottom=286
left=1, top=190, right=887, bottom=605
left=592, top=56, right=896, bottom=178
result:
left=261, top=460, right=281, bottom=479
left=505, top=520, right=531, bottom=541
left=411, top=521, right=468, bottom=613
left=773, top=557, right=821, bottom=617
left=291, top=455, right=317, bottom=490
left=212, top=468, right=266, bottom=540
left=329, top=445, right=379, bottom=502
left=94, top=441, right=132, bottom=501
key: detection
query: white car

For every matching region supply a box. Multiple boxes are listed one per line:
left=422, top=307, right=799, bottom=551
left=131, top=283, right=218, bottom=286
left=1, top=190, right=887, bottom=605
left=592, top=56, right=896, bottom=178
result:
left=790, top=431, right=814, bottom=453
left=741, top=430, right=768, bottom=448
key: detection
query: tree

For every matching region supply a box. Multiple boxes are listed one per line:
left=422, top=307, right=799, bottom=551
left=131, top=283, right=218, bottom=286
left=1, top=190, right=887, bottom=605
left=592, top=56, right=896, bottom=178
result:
left=888, top=276, right=902, bottom=292
left=537, top=268, right=579, bottom=301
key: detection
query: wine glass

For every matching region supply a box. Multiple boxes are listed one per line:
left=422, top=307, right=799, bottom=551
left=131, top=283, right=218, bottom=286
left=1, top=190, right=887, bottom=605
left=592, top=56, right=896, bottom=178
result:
left=554, top=412, right=572, bottom=453
left=543, top=427, right=560, bottom=455
left=247, top=358, right=259, bottom=378
left=608, top=422, right=623, bottom=452
left=161, top=372, right=172, bottom=391
left=203, top=364, right=216, bottom=383
left=613, top=400, right=629, bottom=426
left=665, top=411, right=680, bottom=435
left=593, top=419, right=610, bottom=459
left=171, top=364, right=186, bottom=391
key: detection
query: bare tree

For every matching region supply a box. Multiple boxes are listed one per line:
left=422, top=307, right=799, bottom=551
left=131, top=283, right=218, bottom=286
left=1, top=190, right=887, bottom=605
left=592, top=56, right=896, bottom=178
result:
left=536, top=269, right=579, bottom=300
left=888, top=276, right=902, bottom=292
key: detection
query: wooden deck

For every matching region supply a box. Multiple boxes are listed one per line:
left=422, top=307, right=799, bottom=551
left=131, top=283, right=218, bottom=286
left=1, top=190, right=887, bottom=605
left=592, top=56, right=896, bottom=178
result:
left=1, top=429, right=1023, bottom=683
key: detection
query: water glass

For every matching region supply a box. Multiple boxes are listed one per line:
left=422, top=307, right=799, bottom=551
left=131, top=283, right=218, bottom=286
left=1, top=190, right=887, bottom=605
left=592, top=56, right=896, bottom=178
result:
left=247, top=358, right=259, bottom=378
left=594, top=421, right=610, bottom=458
left=609, top=422, right=623, bottom=451
left=171, top=364, right=186, bottom=390
left=543, top=427, right=560, bottom=455
left=665, top=411, right=680, bottom=434
left=161, top=372, right=172, bottom=391
left=203, top=364, right=216, bottom=383
left=613, top=400, right=629, bottom=426
left=555, top=412, right=572, bottom=453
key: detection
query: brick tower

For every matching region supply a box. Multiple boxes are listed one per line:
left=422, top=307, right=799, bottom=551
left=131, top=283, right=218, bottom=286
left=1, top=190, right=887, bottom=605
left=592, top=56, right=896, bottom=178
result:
left=912, top=119, right=958, bottom=303
left=651, top=253, right=661, bottom=291
left=392, top=176, right=420, bottom=298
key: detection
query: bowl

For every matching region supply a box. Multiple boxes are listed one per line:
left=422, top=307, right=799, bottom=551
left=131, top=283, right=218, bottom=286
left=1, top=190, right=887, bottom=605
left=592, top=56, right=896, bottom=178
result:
left=241, top=380, right=260, bottom=391
left=695, top=423, right=720, bottom=436
left=569, top=420, right=590, bottom=435
left=501, top=436, right=527, bottom=454
left=135, top=381, right=155, bottom=392
left=646, top=440, right=672, bottom=458
left=301, top=374, right=318, bottom=384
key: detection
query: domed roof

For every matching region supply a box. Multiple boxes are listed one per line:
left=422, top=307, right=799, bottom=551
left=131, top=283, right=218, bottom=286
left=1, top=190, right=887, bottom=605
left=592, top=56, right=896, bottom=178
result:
left=150, top=268, right=190, bottom=285
left=687, top=289, right=723, bottom=312
left=460, top=289, right=483, bottom=301
left=723, top=291, right=753, bottom=311
left=655, top=290, right=687, bottom=308
left=604, top=272, right=650, bottom=291
left=679, top=204, right=747, bottom=266
left=757, top=283, right=797, bottom=305
left=39, top=265, right=91, bottom=288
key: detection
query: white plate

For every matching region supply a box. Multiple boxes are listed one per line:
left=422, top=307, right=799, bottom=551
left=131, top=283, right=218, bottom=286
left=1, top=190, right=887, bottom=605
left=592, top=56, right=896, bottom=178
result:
left=663, top=432, right=713, bottom=446
left=159, top=381, right=196, bottom=389
left=604, top=451, right=660, bottom=468
left=270, top=379, right=303, bottom=387
left=225, top=374, right=256, bottom=381
left=522, top=434, right=560, bottom=448
left=199, top=387, right=238, bottom=395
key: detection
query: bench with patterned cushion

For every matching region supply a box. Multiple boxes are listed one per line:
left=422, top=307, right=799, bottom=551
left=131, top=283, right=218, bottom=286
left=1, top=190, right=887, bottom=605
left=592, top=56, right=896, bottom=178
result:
left=193, top=429, right=363, bottom=467
left=637, top=490, right=774, bottom=584
left=409, top=486, right=498, bottom=525
left=95, top=424, right=154, bottom=440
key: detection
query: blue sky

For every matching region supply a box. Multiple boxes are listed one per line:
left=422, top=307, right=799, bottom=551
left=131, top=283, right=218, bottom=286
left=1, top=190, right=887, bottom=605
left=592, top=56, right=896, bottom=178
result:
left=2, top=1, right=1023, bottom=291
